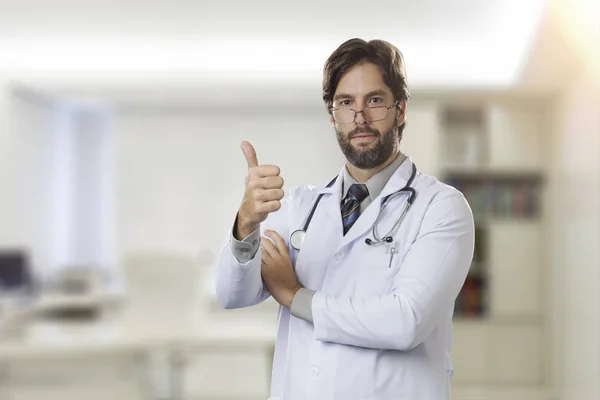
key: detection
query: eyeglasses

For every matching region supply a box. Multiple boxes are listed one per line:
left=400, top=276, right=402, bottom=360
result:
left=329, top=101, right=399, bottom=124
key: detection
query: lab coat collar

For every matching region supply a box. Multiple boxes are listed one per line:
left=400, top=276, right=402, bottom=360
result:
left=313, top=164, right=346, bottom=235
left=316, top=164, right=346, bottom=195
left=378, top=155, right=415, bottom=201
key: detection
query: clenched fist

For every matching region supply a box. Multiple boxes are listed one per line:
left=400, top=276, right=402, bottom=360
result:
left=234, top=141, right=285, bottom=240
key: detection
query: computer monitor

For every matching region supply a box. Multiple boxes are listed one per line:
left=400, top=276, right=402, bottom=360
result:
left=0, top=250, right=34, bottom=293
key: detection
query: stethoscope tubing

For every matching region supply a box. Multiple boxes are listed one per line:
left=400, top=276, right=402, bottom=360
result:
left=291, top=163, right=417, bottom=251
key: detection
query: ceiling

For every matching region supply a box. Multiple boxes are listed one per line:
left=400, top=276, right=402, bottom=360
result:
left=0, top=0, right=574, bottom=90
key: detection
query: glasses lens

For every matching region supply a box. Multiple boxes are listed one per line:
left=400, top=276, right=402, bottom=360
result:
left=365, top=106, right=388, bottom=122
left=332, top=109, right=355, bottom=124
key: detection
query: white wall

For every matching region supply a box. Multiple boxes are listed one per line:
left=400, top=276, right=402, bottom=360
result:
left=0, top=91, right=63, bottom=278
left=68, top=107, right=116, bottom=272
left=0, top=88, right=117, bottom=284
left=114, top=102, right=343, bottom=264
left=0, top=80, right=11, bottom=244
left=550, top=72, right=600, bottom=399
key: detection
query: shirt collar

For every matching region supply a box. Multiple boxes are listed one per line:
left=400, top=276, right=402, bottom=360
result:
left=341, top=151, right=407, bottom=201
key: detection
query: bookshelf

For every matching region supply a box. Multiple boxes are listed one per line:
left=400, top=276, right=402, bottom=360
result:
left=439, top=105, right=545, bottom=320
left=432, top=99, right=549, bottom=396
left=447, top=171, right=544, bottom=319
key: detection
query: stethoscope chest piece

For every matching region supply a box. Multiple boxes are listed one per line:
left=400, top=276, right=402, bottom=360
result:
left=290, top=229, right=306, bottom=250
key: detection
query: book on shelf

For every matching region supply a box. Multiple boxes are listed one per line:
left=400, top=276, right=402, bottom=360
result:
left=454, top=275, right=486, bottom=318
left=444, top=179, right=541, bottom=219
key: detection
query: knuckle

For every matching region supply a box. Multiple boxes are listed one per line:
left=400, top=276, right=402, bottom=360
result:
left=252, top=190, right=263, bottom=202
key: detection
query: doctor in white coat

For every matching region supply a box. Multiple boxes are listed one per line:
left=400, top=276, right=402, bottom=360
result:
left=215, top=38, right=475, bottom=400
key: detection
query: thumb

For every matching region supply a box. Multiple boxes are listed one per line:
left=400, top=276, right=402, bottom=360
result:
left=241, top=141, right=259, bottom=168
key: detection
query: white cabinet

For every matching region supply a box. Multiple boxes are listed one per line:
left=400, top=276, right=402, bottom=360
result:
left=486, top=104, right=543, bottom=172
left=451, top=322, right=487, bottom=384
left=487, top=324, right=542, bottom=384
left=451, top=322, right=542, bottom=386
left=438, top=93, right=549, bottom=399
left=488, top=220, right=542, bottom=317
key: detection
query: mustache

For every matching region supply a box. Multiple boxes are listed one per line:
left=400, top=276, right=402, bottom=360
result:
left=348, top=127, right=380, bottom=139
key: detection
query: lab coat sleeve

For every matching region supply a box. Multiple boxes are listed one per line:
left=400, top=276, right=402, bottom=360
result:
left=311, top=192, right=475, bottom=350
left=230, top=221, right=261, bottom=263
left=214, top=187, right=296, bottom=309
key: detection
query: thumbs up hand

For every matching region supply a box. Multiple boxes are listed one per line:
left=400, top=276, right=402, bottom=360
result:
left=235, top=141, right=285, bottom=239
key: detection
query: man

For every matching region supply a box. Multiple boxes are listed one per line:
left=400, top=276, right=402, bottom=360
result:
left=215, top=38, right=474, bottom=400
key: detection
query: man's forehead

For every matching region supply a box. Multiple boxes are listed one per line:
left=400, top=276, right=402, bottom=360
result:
left=334, top=64, right=391, bottom=98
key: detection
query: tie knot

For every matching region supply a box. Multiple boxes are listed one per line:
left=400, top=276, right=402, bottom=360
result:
left=347, top=184, right=369, bottom=202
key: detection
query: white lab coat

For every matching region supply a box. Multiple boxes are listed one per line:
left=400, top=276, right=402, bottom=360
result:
left=215, top=157, right=475, bottom=400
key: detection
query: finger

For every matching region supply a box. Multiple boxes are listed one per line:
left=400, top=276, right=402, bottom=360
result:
left=261, top=258, right=272, bottom=271
left=261, top=236, right=278, bottom=257
left=265, top=230, right=289, bottom=255
left=255, top=189, right=285, bottom=202
left=261, top=253, right=272, bottom=267
left=241, top=141, right=259, bottom=169
left=248, top=176, right=284, bottom=190
left=256, top=200, right=281, bottom=214
left=250, top=165, right=281, bottom=178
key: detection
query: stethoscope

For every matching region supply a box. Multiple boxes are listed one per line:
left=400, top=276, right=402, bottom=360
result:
left=290, top=163, right=417, bottom=251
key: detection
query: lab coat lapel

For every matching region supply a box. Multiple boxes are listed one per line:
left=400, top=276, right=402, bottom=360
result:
left=336, top=157, right=415, bottom=250
left=336, top=199, right=380, bottom=249
left=377, top=156, right=415, bottom=201
left=317, top=165, right=345, bottom=228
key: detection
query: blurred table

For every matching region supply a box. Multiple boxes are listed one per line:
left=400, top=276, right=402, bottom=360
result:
left=0, top=292, right=124, bottom=338
left=0, top=311, right=276, bottom=400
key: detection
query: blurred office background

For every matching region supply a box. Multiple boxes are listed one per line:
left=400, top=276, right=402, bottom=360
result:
left=0, top=0, right=598, bottom=399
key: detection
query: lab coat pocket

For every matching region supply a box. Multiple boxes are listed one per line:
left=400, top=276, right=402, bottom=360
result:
left=357, top=247, right=401, bottom=295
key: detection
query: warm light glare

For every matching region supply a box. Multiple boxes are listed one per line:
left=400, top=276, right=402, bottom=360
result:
left=551, top=0, right=600, bottom=88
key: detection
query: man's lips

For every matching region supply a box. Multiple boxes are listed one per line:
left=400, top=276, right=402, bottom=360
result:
left=351, top=133, right=375, bottom=139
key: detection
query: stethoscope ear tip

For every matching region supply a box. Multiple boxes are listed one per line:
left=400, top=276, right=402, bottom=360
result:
left=385, top=237, right=393, bottom=243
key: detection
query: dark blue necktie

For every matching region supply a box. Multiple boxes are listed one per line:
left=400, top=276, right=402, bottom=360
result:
left=341, top=184, right=369, bottom=235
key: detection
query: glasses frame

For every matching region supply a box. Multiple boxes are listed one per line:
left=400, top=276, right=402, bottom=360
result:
left=329, top=100, right=399, bottom=124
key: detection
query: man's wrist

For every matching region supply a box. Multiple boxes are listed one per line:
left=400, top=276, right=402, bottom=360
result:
left=284, top=284, right=303, bottom=308
left=234, top=212, right=258, bottom=240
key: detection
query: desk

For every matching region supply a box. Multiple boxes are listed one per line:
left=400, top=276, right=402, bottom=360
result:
left=0, top=288, right=277, bottom=400
left=165, top=324, right=275, bottom=400
left=0, top=337, right=156, bottom=400
left=0, top=320, right=276, bottom=400
left=0, top=292, right=124, bottom=337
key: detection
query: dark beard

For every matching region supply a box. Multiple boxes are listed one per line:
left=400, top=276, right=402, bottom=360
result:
left=336, top=119, right=398, bottom=169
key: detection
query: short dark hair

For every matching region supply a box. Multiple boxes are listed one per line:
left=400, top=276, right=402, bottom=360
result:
left=322, top=38, right=410, bottom=109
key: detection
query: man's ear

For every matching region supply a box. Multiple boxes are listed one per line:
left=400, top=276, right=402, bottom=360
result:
left=396, top=100, right=407, bottom=125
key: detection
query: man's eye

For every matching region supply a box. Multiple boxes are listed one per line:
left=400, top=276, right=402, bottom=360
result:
left=340, top=100, right=352, bottom=106
left=370, top=97, right=383, bottom=104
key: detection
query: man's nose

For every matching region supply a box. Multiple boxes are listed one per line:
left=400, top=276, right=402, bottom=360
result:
left=355, top=109, right=369, bottom=125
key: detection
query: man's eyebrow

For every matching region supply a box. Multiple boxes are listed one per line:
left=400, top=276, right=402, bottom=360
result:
left=333, top=89, right=388, bottom=102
